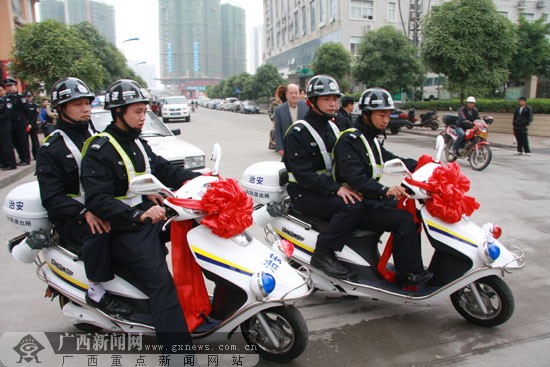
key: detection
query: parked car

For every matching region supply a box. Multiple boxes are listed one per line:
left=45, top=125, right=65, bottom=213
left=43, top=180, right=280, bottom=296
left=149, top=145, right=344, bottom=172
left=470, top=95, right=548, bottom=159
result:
left=161, top=96, right=191, bottom=123
left=223, top=97, right=237, bottom=111
left=352, top=105, right=411, bottom=135
left=91, top=109, right=208, bottom=173
left=240, top=100, right=260, bottom=114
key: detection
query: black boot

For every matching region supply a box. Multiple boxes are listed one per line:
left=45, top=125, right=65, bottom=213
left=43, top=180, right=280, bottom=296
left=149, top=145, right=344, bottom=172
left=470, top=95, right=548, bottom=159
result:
left=310, top=247, right=350, bottom=279
left=86, top=293, right=133, bottom=316
left=396, top=270, right=433, bottom=288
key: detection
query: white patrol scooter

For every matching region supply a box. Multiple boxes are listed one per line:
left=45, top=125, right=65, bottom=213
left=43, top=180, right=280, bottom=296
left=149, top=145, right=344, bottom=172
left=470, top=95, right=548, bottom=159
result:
left=243, top=135, right=524, bottom=327
left=4, top=144, right=313, bottom=363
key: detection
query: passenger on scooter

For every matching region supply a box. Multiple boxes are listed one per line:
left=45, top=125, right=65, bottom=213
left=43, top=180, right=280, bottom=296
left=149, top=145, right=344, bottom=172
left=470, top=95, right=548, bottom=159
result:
left=36, top=77, right=132, bottom=317
left=332, top=88, right=433, bottom=288
left=81, top=79, right=200, bottom=352
left=283, top=75, right=363, bottom=279
left=451, top=96, right=480, bottom=155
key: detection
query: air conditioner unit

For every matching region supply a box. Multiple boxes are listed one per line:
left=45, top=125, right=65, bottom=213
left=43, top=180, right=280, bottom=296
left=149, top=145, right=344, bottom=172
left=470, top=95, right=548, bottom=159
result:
left=537, top=0, right=546, bottom=8
left=518, top=0, right=526, bottom=9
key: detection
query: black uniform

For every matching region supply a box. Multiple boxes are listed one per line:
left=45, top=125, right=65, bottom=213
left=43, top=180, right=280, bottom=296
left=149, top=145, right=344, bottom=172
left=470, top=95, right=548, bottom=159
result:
left=333, top=119, right=425, bottom=275
left=283, top=109, right=364, bottom=252
left=457, top=106, right=480, bottom=129
left=81, top=123, right=199, bottom=350
left=5, top=92, right=30, bottom=164
left=0, top=95, right=17, bottom=169
left=513, top=104, right=533, bottom=154
left=334, top=106, right=353, bottom=131
left=36, top=120, right=112, bottom=282
left=27, top=100, right=40, bottom=160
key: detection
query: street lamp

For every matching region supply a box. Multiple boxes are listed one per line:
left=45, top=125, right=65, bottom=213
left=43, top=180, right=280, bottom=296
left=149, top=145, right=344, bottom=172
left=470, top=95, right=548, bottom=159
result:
left=121, top=37, right=140, bottom=63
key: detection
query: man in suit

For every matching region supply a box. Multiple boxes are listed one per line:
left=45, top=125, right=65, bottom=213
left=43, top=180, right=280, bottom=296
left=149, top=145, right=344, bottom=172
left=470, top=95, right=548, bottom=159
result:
left=513, top=96, right=533, bottom=156
left=274, top=84, right=308, bottom=156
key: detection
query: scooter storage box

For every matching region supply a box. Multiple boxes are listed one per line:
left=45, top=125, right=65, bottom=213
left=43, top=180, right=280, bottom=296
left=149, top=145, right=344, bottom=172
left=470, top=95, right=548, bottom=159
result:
left=3, top=181, right=52, bottom=232
left=240, top=161, right=287, bottom=204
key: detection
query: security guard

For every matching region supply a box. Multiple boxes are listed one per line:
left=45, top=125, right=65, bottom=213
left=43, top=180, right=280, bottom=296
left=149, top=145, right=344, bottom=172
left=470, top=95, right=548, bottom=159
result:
left=81, top=79, right=199, bottom=352
left=37, top=77, right=131, bottom=316
left=0, top=81, right=17, bottom=170
left=4, top=77, right=31, bottom=166
left=283, top=75, right=363, bottom=279
left=25, top=92, right=40, bottom=160
left=332, top=88, right=433, bottom=288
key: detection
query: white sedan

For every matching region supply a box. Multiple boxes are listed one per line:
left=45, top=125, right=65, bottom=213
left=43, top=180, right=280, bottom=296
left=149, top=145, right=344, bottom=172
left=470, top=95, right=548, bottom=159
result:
left=91, top=109, right=208, bottom=173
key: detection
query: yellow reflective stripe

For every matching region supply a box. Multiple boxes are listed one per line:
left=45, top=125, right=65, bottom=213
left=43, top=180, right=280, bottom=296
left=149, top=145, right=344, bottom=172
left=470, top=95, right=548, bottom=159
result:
left=275, top=228, right=314, bottom=254
left=191, top=245, right=253, bottom=275
left=47, top=261, right=89, bottom=290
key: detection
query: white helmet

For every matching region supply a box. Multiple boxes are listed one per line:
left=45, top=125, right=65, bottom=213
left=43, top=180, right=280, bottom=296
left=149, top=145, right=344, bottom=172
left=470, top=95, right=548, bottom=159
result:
left=466, top=96, right=476, bottom=103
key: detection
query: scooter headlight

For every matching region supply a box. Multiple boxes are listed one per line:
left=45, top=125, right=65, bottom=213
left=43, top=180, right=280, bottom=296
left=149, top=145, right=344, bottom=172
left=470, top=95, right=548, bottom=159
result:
left=249, top=271, right=276, bottom=300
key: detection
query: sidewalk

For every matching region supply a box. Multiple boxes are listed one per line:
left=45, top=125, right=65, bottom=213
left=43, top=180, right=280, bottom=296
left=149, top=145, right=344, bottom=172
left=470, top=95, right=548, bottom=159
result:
left=0, top=163, right=35, bottom=190
left=400, top=127, right=550, bottom=154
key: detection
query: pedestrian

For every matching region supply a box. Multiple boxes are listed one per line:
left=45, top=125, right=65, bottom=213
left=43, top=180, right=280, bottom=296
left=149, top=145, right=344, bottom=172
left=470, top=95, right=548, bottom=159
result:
left=81, top=79, right=200, bottom=353
left=273, top=83, right=308, bottom=156
left=513, top=96, right=533, bottom=156
left=0, top=81, right=17, bottom=170
left=4, top=77, right=31, bottom=166
left=267, top=84, right=287, bottom=150
left=283, top=75, right=363, bottom=279
left=332, top=88, right=433, bottom=288
left=334, top=96, right=355, bottom=131
left=299, top=87, right=307, bottom=100
left=39, top=98, right=58, bottom=136
left=25, top=92, right=40, bottom=160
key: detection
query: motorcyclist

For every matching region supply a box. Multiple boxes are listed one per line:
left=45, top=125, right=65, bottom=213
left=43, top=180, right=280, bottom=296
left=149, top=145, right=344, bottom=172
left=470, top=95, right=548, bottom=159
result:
left=283, top=75, right=363, bottom=279
left=36, top=77, right=132, bottom=317
left=332, top=88, right=433, bottom=288
left=81, top=79, right=200, bottom=352
left=452, top=96, right=480, bottom=155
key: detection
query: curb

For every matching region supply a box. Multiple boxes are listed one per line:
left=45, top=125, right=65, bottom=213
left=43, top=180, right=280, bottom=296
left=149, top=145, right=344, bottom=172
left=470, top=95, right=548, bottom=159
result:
left=0, top=165, right=35, bottom=190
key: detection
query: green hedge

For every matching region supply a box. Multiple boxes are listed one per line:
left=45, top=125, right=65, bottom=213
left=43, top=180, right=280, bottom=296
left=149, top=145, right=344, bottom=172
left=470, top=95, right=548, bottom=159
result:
left=400, top=98, right=550, bottom=114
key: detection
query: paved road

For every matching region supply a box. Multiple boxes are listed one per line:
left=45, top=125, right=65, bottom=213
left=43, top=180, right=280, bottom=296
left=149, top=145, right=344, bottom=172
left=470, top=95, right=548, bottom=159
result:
left=1, top=108, right=549, bottom=367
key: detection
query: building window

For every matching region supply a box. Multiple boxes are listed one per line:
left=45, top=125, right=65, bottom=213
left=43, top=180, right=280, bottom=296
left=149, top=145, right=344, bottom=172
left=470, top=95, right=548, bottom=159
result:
left=319, top=0, right=327, bottom=26
left=350, top=35, right=363, bottom=56
left=350, top=0, right=374, bottom=20
left=329, top=0, right=338, bottom=21
left=310, top=0, right=317, bottom=32
left=388, top=2, right=397, bottom=22
left=295, top=10, right=300, bottom=37
left=521, top=13, right=535, bottom=22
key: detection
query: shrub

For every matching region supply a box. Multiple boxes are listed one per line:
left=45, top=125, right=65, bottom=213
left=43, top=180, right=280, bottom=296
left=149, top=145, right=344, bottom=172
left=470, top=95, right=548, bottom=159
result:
left=402, top=98, right=550, bottom=114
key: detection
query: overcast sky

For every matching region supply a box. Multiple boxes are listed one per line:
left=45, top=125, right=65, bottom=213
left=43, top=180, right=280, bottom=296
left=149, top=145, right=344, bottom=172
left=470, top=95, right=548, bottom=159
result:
left=110, top=0, right=264, bottom=75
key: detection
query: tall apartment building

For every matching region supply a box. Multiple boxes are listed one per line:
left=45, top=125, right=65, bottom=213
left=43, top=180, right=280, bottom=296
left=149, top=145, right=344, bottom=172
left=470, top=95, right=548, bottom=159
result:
left=39, top=0, right=116, bottom=44
left=221, top=4, right=247, bottom=78
left=0, top=0, right=39, bottom=86
left=264, top=0, right=549, bottom=80
left=251, top=25, right=266, bottom=73
left=158, top=0, right=247, bottom=94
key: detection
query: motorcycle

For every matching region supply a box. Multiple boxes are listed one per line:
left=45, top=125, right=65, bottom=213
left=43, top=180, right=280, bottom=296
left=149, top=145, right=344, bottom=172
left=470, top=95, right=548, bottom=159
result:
left=241, top=136, right=524, bottom=327
left=407, top=107, right=440, bottom=131
left=441, top=114, right=494, bottom=171
left=3, top=144, right=313, bottom=363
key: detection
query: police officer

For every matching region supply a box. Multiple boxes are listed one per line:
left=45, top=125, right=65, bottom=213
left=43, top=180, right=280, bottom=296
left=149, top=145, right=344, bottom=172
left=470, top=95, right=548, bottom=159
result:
left=332, top=88, right=433, bottom=288
left=37, top=77, right=131, bottom=317
left=81, top=79, right=199, bottom=352
left=4, top=77, right=31, bottom=166
left=283, top=75, right=363, bottom=279
left=0, top=81, right=17, bottom=170
left=452, top=96, right=480, bottom=155
left=25, top=91, right=40, bottom=160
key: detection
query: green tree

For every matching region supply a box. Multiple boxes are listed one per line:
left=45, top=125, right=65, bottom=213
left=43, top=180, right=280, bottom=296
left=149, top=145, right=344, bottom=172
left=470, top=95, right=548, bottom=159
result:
left=71, top=22, right=147, bottom=88
left=508, top=16, right=550, bottom=81
left=353, top=26, right=423, bottom=95
left=250, top=64, right=285, bottom=100
left=422, top=0, right=517, bottom=101
left=311, top=42, right=352, bottom=92
left=11, top=20, right=105, bottom=92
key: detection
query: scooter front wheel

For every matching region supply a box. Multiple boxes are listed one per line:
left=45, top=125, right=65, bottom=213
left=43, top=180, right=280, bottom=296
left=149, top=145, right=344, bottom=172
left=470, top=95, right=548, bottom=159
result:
left=450, top=275, right=514, bottom=327
left=240, top=305, right=308, bottom=362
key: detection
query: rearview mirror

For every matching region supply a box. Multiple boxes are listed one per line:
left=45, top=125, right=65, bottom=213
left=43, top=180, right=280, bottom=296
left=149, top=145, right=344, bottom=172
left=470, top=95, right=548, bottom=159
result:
left=129, top=174, right=175, bottom=198
left=383, top=159, right=411, bottom=176
left=211, top=143, right=222, bottom=176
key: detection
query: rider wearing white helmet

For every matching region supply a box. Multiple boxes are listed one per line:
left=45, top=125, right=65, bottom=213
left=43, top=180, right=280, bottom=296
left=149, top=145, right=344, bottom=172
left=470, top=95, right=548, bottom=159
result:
left=452, top=96, right=480, bottom=155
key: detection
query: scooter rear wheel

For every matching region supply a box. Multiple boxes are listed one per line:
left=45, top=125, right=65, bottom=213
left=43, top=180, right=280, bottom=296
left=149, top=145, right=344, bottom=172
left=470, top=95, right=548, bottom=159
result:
left=240, top=305, right=308, bottom=362
left=450, top=275, right=514, bottom=327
